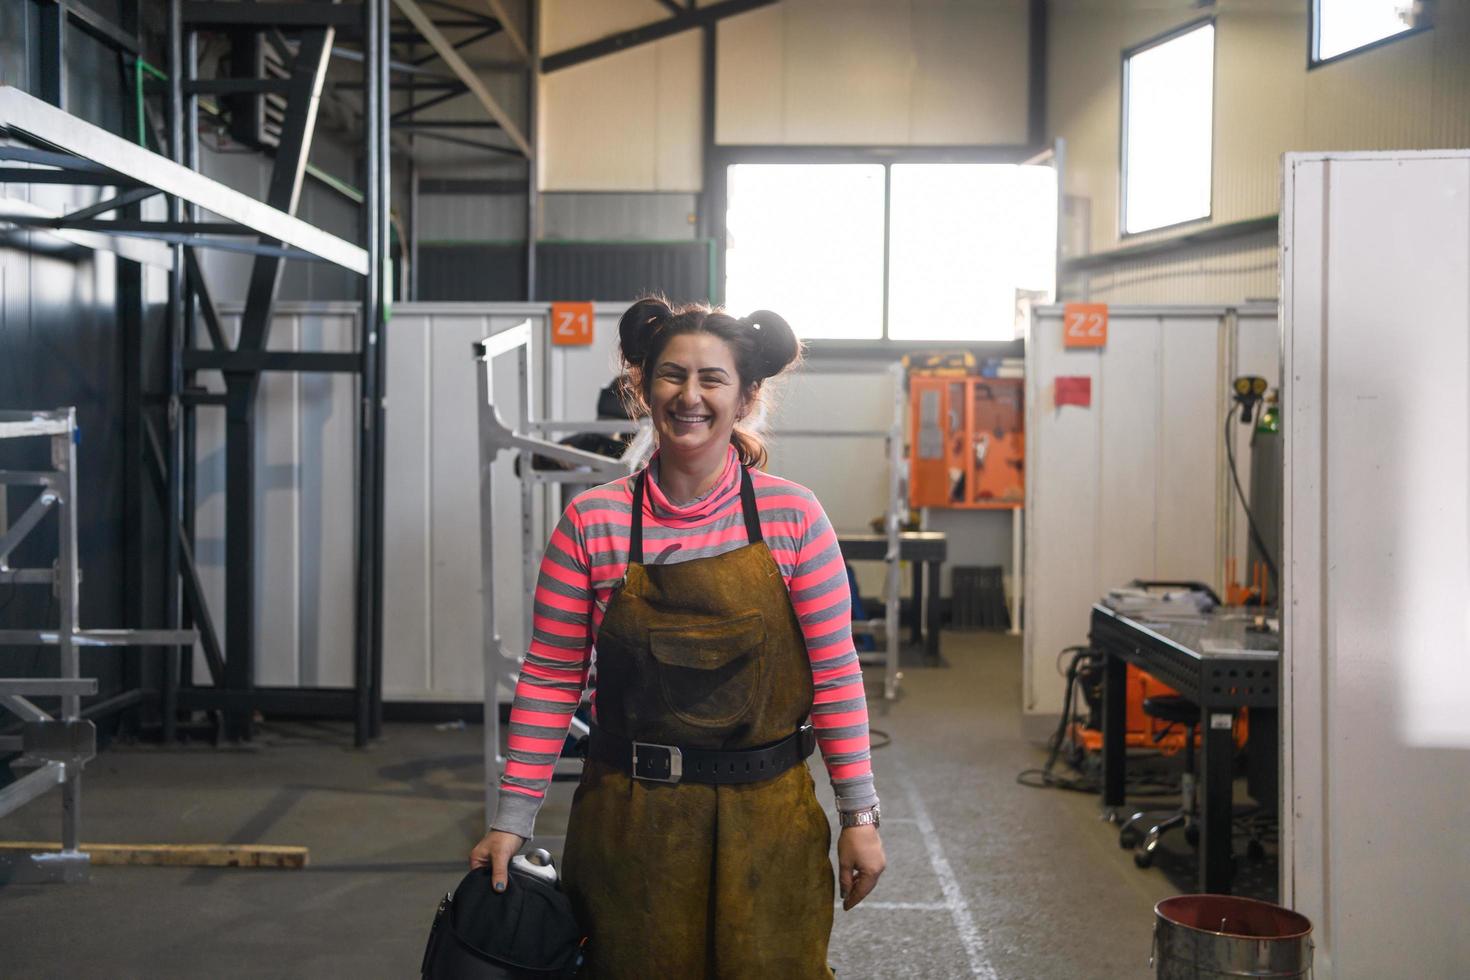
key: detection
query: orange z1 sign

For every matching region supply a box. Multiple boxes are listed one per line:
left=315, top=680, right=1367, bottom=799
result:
left=1063, top=302, right=1108, bottom=349
left=551, top=302, right=594, bottom=346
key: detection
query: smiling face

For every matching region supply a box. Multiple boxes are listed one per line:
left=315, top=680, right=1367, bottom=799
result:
left=647, top=331, right=752, bottom=464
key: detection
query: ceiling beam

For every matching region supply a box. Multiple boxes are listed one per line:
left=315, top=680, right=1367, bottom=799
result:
left=0, top=86, right=366, bottom=272
left=482, top=0, right=529, bottom=61
left=541, top=0, right=776, bottom=74
left=391, top=0, right=532, bottom=156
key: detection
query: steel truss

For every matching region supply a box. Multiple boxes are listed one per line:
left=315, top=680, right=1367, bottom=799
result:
left=0, top=410, right=196, bottom=884
left=0, top=2, right=390, bottom=746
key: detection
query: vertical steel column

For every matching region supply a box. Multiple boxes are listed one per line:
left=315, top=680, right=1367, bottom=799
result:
left=162, top=0, right=186, bottom=743
left=54, top=412, right=81, bottom=852
left=222, top=24, right=335, bottom=740
left=880, top=163, right=892, bottom=339
left=1027, top=0, right=1047, bottom=149
left=524, top=0, right=538, bottom=300
left=222, top=381, right=255, bottom=740
left=884, top=362, right=903, bottom=700
left=355, top=0, right=390, bottom=746
left=698, top=21, right=718, bottom=301
left=179, top=26, right=201, bottom=693
left=117, top=3, right=147, bottom=733
left=370, top=0, right=391, bottom=740
left=408, top=158, right=419, bottom=300
left=37, top=0, right=66, bottom=109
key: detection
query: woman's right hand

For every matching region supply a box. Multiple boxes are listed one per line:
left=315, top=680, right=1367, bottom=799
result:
left=469, top=829, right=526, bottom=892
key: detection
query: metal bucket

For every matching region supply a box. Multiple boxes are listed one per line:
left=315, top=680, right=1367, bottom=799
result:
left=1153, top=895, right=1313, bottom=979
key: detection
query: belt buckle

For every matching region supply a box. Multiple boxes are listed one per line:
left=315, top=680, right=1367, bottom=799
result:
left=632, top=741, right=683, bottom=783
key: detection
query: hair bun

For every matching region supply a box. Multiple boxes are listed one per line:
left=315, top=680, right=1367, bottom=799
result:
left=618, top=297, right=674, bottom=365
left=740, top=309, right=800, bottom=379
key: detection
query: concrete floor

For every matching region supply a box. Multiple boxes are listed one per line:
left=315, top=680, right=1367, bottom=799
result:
left=0, top=632, right=1197, bottom=978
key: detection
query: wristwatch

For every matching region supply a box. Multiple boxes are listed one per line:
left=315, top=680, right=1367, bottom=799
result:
left=839, top=805, right=881, bottom=829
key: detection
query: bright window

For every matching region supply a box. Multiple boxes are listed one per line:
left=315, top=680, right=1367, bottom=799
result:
left=725, top=162, right=1056, bottom=342
left=1314, top=0, right=1423, bottom=63
left=724, top=164, right=886, bottom=340
left=1122, top=22, right=1214, bottom=235
left=888, top=165, right=1057, bottom=342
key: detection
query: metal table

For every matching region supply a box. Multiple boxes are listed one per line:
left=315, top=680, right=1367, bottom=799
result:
left=838, top=532, right=947, bottom=663
left=1089, top=603, right=1279, bottom=893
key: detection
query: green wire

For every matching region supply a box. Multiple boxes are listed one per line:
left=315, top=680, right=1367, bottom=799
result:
left=134, top=57, right=167, bottom=147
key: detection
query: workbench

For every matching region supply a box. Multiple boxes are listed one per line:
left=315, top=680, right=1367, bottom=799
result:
left=838, top=531, right=948, bottom=663
left=1089, top=602, right=1279, bottom=893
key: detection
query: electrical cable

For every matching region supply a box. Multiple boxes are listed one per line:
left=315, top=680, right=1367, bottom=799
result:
left=1224, top=403, right=1279, bottom=584
left=1016, top=645, right=1180, bottom=796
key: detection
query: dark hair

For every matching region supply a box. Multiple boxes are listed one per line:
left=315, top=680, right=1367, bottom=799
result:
left=617, top=296, right=802, bottom=469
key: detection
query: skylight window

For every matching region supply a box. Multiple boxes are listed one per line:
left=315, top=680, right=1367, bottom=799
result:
left=1314, top=0, right=1426, bottom=64
left=1121, top=22, right=1215, bottom=236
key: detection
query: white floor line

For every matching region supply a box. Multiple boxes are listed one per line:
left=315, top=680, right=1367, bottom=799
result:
left=841, top=900, right=951, bottom=911
left=879, top=816, right=919, bottom=825
left=898, top=771, right=997, bottom=980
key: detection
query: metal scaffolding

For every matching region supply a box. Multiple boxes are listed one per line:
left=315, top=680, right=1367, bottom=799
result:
left=0, top=1, right=392, bottom=746
left=0, top=409, right=196, bottom=884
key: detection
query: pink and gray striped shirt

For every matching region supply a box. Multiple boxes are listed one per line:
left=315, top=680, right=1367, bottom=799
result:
left=492, top=446, right=878, bottom=839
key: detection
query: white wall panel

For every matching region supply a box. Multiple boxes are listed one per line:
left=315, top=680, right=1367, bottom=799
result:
left=767, top=366, right=899, bottom=598
left=717, top=0, right=1030, bottom=146
left=1095, top=319, right=1160, bottom=588
left=383, top=308, right=540, bottom=701
left=1156, top=319, right=1221, bottom=578
left=541, top=0, right=668, bottom=51
left=383, top=316, right=433, bottom=695
left=1024, top=306, right=1276, bottom=719
left=1025, top=312, right=1101, bottom=717
left=1282, top=150, right=1470, bottom=978
left=538, top=32, right=702, bottom=191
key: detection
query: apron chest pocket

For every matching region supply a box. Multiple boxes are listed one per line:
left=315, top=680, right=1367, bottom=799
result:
left=647, top=612, right=766, bottom=729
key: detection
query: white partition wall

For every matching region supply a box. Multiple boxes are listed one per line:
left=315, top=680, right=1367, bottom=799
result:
left=1023, top=304, right=1277, bottom=724
left=384, top=305, right=544, bottom=701
left=1281, top=150, right=1470, bottom=977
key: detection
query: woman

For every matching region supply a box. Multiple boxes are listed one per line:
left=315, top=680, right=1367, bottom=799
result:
left=470, top=298, right=885, bottom=978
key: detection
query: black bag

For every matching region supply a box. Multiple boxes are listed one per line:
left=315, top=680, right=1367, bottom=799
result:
left=421, top=864, right=586, bottom=979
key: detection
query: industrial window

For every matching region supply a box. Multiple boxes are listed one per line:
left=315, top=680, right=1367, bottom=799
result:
left=725, top=164, right=887, bottom=340
left=887, top=165, right=1056, bottom=343
left=1121, top=21, right=1215, bottom=236
left=725, top=163, right=1056, bottom=342
left=1312, top=0, right=1428, bottom=65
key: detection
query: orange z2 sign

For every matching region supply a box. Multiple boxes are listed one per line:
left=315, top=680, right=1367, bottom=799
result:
left=551, top=302, right=594, bottom=346
left=1063, top=302, right=1108, bottom=349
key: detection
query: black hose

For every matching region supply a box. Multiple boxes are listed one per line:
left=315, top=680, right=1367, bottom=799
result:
left=1224, top=403, right=1279, bottom=585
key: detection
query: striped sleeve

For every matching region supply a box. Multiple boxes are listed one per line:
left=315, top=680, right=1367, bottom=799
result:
left=782, top=490, right=879, bottom=814
left=491, top=505, right=595, bottom=840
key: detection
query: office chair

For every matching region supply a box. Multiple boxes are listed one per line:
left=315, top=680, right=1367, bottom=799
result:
left=1117, top=695, right=1200, bottom=868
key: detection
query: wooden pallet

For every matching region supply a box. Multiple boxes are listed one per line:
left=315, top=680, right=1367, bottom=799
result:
left=0, top=842, right=308, bottom=868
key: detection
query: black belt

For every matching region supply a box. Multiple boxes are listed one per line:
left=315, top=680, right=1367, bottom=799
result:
left=586, top=723, right=816, bottom=785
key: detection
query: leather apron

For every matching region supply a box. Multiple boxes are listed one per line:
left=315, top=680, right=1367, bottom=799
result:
left=560, top=464, right=835, bottom=979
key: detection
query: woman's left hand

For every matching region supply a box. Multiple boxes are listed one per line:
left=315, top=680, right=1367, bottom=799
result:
left=837, top=825, right=886, bottom=911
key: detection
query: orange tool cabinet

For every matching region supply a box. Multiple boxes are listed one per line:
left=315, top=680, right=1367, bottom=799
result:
left=909, top=376, right=1024, bottom=509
